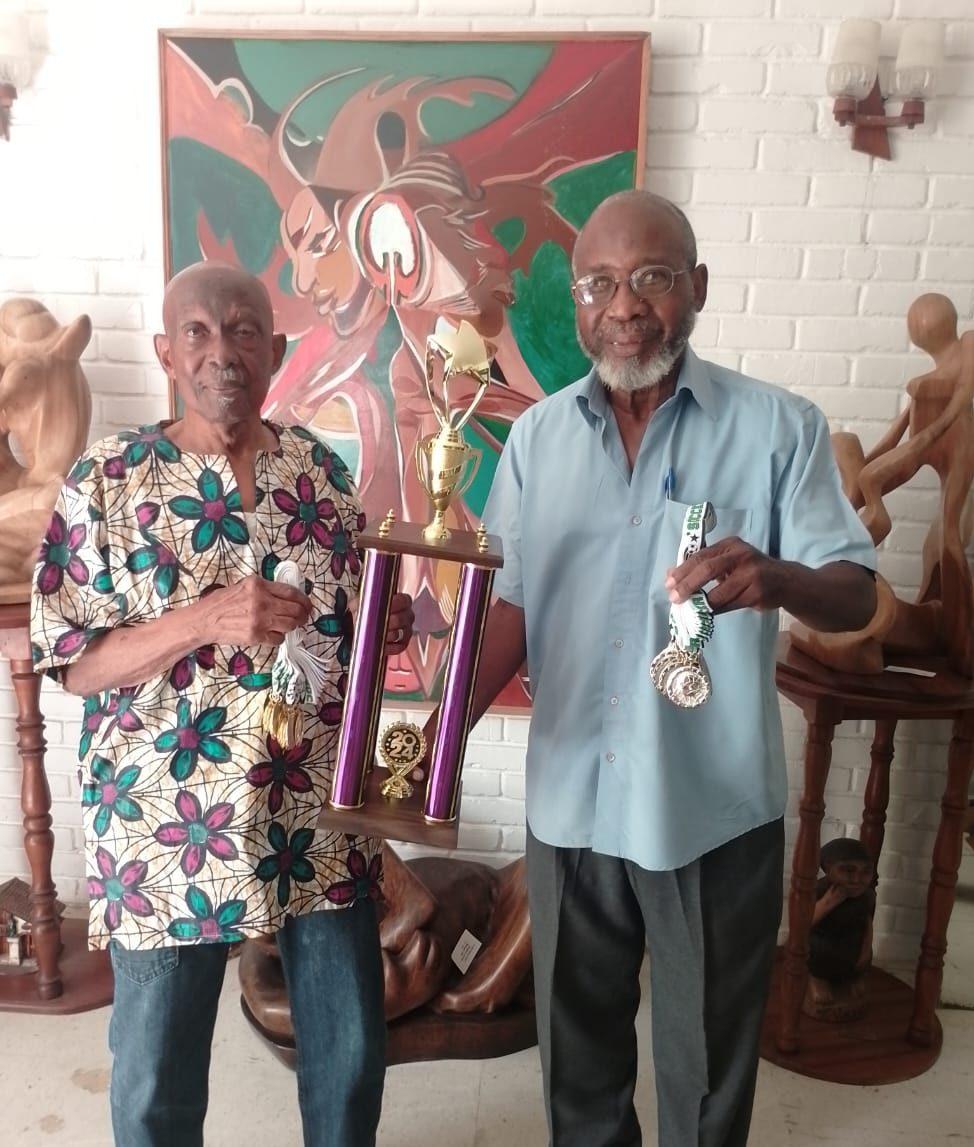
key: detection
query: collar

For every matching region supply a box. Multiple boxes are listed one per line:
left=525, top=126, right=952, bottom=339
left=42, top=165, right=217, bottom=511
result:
left=575, top=345, right=719, bottom=427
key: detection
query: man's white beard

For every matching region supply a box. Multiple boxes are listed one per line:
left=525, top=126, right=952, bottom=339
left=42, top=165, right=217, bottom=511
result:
left=579, top=310, right=697, bottom=395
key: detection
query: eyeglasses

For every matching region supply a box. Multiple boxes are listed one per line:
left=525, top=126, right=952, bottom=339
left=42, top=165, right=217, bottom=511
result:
left=570, top=265, right=693, bottom=308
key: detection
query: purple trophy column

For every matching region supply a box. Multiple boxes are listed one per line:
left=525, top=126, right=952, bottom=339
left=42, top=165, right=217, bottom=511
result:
left=424, top=563, right=495, bottom=823
left=330, top=549, right=400, bottom=810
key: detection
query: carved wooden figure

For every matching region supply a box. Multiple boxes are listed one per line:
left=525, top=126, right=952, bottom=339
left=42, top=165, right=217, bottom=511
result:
left=0, top=299, right=92, bottom=603
left=803, top=838, right=876, bottom=1023
left=793, top=293, right=974, bottom=676
left=240, top=844, right=534, bottom=1064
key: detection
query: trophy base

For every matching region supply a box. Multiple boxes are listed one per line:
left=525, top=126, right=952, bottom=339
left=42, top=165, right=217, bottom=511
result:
left=320, top=766, right=460, bottom=849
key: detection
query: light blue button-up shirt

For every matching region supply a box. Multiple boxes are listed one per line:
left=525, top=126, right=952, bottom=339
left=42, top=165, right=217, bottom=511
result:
left=484, top=347, right=876, bottom=871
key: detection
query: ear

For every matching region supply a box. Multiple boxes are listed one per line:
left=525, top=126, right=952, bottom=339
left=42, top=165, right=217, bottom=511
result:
left=271, top=332, right=287, bottom=375
left=691, top=263, right=708, bottom=313
left=154, top=333, right=174, bottom=378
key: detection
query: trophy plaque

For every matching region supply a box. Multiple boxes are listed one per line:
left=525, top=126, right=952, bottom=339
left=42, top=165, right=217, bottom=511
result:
left=319, top=318, right=503, bottom=847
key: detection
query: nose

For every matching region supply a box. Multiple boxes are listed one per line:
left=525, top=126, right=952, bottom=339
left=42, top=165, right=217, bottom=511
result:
left=604, top=277, right=650, bottom=323
left=209, top=331, right=241, bottom=370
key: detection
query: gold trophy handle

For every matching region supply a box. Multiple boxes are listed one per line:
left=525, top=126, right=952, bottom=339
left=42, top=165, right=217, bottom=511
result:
left=449, top=377, right=490, bottom=433
left=423, top=342, right=451, bottom=428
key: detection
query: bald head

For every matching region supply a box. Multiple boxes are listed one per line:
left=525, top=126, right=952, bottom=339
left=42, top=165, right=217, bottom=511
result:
left=162, top=263, right=274, bottom=336
left=574, top=191, right=697, bottom=274
left=155, top=261, right=285, bottom=430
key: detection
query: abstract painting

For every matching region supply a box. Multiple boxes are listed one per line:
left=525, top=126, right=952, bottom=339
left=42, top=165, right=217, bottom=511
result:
left=160, top=30, right=649, bottom=705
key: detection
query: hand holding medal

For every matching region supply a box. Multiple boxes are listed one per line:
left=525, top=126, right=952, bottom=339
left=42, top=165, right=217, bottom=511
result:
left=650, top=502, right=716, bottom=709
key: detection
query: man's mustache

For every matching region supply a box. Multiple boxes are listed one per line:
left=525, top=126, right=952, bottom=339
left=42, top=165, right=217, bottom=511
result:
left=208, top=368, right=245, bottom=385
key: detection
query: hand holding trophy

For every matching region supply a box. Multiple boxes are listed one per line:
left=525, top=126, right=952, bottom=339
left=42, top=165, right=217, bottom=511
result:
left=322, top=318, right=503, bottom=846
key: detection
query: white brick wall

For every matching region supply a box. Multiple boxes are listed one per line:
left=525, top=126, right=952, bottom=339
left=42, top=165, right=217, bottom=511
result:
left=1, top=0, right=972, bottom=966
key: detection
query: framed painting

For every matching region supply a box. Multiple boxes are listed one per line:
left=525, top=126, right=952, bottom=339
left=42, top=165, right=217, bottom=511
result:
left=159, top=29, right=649, bottom=706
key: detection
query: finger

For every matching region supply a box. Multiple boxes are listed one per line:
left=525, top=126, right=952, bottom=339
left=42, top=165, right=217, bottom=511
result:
left=386, top=608, right=415, bottom=635
left=702, top=570, right=756, bottom=613
left=389, top=592, right=413, bottom=613
left=265, top=581, right=313, bottom=608
left=666, top=549, right=740, bottom=602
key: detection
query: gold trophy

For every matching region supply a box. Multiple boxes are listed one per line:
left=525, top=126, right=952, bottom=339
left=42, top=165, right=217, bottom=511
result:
left=377, top=722, right=428, bottom=801
left=415, top=317, right=495, bottom=542
left=324, top=317, right=504, bottom=846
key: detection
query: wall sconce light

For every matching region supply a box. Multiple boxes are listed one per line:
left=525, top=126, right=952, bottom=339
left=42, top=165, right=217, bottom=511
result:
left=0, top=13, right=31, bottom=142
left=827, top=19, right=943, bottom=160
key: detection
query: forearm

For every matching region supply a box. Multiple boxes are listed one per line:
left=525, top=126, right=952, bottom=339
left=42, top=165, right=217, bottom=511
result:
left=423, top=597, right=527, bottom=742
left=62, top=600, right=212, bottom=696
left=778, top=560, right=877, bottom=633
left=469, top=598, right=528, bottom=727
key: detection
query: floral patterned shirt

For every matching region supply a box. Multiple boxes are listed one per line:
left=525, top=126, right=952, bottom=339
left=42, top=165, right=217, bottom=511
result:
left=31, top=422, right=382, bottom=951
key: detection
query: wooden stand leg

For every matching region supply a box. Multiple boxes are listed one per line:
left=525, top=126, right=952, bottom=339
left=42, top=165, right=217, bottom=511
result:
left=778, top=701, right=840, bottom=1054
left=861, top=718, right=897, bottom=880
left=908, top=710, right=974, bottom=1046
left=10, top=658, right=62, bottom=1001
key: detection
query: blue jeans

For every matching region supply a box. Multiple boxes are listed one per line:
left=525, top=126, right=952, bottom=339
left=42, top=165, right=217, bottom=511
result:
left=108, top=901, right=386, bottom=1147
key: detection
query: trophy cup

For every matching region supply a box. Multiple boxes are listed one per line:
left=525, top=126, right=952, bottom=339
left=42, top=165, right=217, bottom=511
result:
left=320, top=318, right=503, bottom=847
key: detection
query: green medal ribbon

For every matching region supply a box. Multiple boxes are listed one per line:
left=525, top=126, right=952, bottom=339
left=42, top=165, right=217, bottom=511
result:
left=650, top=502, right=716, bottom=709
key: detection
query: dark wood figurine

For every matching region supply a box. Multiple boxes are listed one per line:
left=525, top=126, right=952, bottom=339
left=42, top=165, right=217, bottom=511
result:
left=240, top=843, right=535, bottom=1065
left=803, top=838, right=876, bottom=1023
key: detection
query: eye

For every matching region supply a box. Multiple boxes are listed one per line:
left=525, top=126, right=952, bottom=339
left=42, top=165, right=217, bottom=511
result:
left=183, top=323, right=207, bottom=339
left=633, top=266, right=673, bottom=292
left=235, top=325, right=258, bottom=340
left=573, top=274, right=614, bottom=304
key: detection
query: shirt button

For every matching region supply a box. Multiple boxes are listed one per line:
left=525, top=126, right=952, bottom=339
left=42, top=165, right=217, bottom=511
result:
left=606, top=752, right=616, bottom=763
left=610, top=696, right=619, bottom=706
left=631, top=515, right=642, bottom=526
left=614, top=639, right=624, bottom=648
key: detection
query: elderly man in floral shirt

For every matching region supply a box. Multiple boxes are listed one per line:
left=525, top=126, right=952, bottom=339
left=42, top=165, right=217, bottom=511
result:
left=31, top=263, right=412, bottom=1147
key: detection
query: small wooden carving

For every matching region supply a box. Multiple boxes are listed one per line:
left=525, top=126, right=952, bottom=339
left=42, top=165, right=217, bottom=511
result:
left=0, top=300, right=92, bottom=604
left=793, top=293, right=974, bottom=676
left=240, top=844, right=534, bottom=1064
left=803, top=838, right=876, bottom=1023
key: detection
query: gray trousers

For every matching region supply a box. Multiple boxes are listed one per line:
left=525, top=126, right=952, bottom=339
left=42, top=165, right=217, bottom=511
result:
left=526, top=817, right=784, bottom=1147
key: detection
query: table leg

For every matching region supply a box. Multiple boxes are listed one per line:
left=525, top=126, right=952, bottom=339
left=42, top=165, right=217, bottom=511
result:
left=860, top=718, right=897, bottom=880
left=908, top=709, right=974, bottom=1046
left=778, top=701, right=840, bottom=1054
left=10, top=657, right=62, bottom=1000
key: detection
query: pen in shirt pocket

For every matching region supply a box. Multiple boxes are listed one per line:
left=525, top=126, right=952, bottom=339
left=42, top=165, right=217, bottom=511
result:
left=662, top=467, right=675, bottom=501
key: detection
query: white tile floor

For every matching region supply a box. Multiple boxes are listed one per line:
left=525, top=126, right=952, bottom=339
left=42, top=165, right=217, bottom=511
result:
left=1, top=956, right=970, bottom=1147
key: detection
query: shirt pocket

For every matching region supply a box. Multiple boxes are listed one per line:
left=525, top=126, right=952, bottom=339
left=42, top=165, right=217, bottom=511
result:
left=650, top=499, right=755, bottom=605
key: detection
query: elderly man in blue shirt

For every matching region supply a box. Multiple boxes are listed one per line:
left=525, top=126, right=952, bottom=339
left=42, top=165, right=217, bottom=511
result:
left=446, top=190, right=877, bottom=1147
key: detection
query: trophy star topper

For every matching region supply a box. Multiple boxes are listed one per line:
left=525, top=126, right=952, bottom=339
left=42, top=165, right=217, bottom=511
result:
left=425, top=318, right=495, bottom=431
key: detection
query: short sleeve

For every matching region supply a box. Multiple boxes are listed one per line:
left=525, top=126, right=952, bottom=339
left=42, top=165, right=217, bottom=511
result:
left=772, top=403, right=877, bottom=572
left=309, top=437, right=366, bottom=593
left=483, top=420, right=525, bottom=608
left=30, top=457, right=129, bottom=680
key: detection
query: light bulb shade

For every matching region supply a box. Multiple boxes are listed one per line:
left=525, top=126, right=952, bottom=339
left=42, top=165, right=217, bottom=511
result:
left=0, top=13, right=30, bottom=90
left=827, top=62, right=878, bottom=100
left=828, top=20, right=881, bottom=99
left=894, top=21, right=943, bottom=99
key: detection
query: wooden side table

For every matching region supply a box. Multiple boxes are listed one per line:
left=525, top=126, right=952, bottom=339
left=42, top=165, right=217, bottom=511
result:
left=0, top=601, right=112, bottom=1014
left=760, top=633, right=974, bottom=1084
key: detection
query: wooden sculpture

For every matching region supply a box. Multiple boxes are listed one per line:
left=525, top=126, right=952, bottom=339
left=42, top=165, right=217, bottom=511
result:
left=0, top=299, right=92, bottom=603
left=803, top=839, right=876, bottom=1023
left=239, top=844, right=534, bottom=1064
left=792, top=293, right=974, bottom=676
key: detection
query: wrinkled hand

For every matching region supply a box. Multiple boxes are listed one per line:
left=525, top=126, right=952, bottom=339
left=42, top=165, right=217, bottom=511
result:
left=199, top=574, right=312, bottom=646
left=665, top=537, right=786, bottom=614
left=385, top=592, right=415, bottom=658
